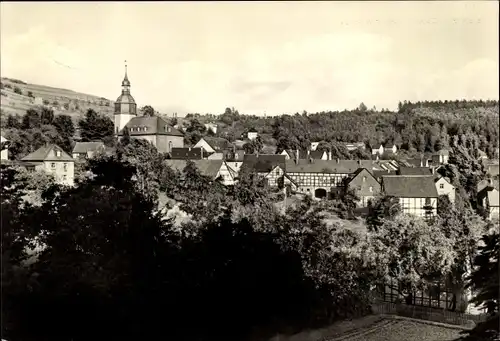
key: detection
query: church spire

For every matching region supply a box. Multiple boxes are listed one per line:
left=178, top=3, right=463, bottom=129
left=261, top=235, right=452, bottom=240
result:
left=121, top=60, right=131, bottom=93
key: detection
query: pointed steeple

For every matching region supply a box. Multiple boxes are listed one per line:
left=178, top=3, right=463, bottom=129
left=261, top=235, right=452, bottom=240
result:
left=122, top=60, right=130, bottom=87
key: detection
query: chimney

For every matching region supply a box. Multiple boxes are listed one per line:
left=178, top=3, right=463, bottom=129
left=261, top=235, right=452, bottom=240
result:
left=307, top=149, right=310, bottom=158
left=256, top=151, right=259, bottom=158
left=431, top=167, right=435, bottom=175
left=188, top=147, right=191, bottom=151
left=387, top=169, right=390, bottom=173
left=295, top=149, right=300, bottom=164
left=328, top=149, right=332, bottom=161
left=201, top=148, right=204, bottom=159
left=357, top=160, right=361, bottom=166
left=488, top=178, right=493, bottom=186
left=336, top=158, right=340, bottom=164
left=309, top=157, right=314, bottom=164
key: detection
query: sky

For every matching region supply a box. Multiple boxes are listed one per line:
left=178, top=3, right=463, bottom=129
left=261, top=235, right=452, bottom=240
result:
left=1, top=1, right=498, bottom=116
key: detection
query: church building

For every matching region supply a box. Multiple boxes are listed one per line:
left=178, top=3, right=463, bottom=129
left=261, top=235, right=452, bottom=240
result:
left=114, top=63, right=184, bottom=153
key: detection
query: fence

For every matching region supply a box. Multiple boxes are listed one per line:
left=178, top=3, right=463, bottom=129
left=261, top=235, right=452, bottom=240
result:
left=372, top=301, right=489, bottom=327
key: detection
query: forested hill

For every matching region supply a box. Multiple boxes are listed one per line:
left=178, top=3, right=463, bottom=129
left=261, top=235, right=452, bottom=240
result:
left=185, top=100, right=499, bottom=159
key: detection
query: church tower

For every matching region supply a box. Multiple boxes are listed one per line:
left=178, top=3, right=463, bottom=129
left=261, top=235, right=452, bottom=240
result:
left=114, top=61, right=137, bottom=134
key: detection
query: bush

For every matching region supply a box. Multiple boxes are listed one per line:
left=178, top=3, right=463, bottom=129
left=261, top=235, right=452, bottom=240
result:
left=64, top=102, right=70, bottom=110
left=4, top=83, right=12, bottom=89
left=43, top=99, right=50, bottom=105
left=53, top=100, right=59, bottom=106
left=27, top=91, right=34, bottom=98
left=13, top=87, right=22, bottom=95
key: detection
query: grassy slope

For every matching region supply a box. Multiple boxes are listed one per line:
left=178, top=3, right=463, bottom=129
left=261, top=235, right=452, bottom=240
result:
left=0, top=77, right=115, bottom=126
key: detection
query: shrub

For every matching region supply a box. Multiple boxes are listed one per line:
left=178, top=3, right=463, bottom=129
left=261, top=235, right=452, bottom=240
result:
left=64, top=102, right=70, bottom=110
left=13, top=87, right=22, bottom=95
left=53, top=100, right=59, bottom=106
left=43, top=99, right=50, bottom=105
left=27, top=91, right=34, bottom=98
left=4, top=83, right=12, bottom=89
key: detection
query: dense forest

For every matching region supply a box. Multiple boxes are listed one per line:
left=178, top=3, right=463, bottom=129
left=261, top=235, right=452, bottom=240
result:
left=183, top=100, right=499, bottom=160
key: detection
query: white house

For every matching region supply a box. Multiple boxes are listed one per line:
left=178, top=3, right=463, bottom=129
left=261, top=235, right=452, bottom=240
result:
left=193, top=137, right=233, bottom=154
left=435, top=176, right=456, bottom=203
left=20, top=144, right=75, bottom=186
left=371, top=145, right=384, bottom=156
left=310, top=142, right=321, bottom=151
left=1, top=136, right=9, bottom=161
left=247, top=130, right=258, bottom=141
left=204, top=123, right=218, bottom=134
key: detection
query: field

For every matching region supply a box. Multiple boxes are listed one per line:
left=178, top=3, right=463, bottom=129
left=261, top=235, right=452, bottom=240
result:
left=0, top=77, right=115, bottom=125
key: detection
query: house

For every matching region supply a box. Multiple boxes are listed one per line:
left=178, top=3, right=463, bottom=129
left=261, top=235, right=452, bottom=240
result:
left=384, top=143, right=398, bottom=155
left=169, top=147, right=204, bottom=160
left=477, top=184, right=499, bottom=220
left=204, top=123, right=218, bottom=134
left=247, top=129, right=258, bottom=141
left=405, top=157, right=431, bottom=168
left=243, top=154, right=286, bottom=187
left=435, top=176, right=456, bottom=203
left=284, top=159, right=374, bottom=198
left=280, top=149, right=295, bottom=160
left=310, top=142, right=321, bottom=151
left=1, top=135, right=9, bottom=161
left=193, top=137, right=233, bottom=154
left=381, top=175, right=438, bottom=218
left=342, top=142, right=366, bottom=151
left=431, top=149, right=450, bottom=165
left=484, top=160, right=499, bottom=178
left=477, top=149, right=488, bottom=161
left=345, top=168, right=381, bottom=207
left=397, top=167, right=433, bottom=176
left=225, top=149, right=245, bottom=174
left=371, top=145, right=384, bottom=156
left=164, top=159, right=237, bottom=186
left=280, top=149, right=329, bottom=161
left=19, top=144, right=75, bottom=186
left=373, top=160, right=400, bottom=172
left=72, top=141, right=106, bottom=159
left=121, top=116, right=184, bottom=154
left=113, top=66, right=184, bottom=153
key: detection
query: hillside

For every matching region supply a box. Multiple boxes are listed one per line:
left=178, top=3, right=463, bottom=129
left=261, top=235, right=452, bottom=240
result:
left=0, top=77, right=115, bottom=124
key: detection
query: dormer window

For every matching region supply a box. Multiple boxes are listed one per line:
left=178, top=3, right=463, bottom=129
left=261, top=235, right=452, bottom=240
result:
left=144, top=127, right=148, bottom=132
left=166, top=126, right=171, bottom=133
left=56, top=150, right=61, bottom=157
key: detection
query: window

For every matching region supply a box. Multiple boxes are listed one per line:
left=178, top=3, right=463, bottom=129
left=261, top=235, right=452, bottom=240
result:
left=56, top=150, right=61, bottom=157
left=439, top=184, right=444, bottom=189
left=144, top=127, right=148, bottom=132
left=168, top=141, right=173, bottom=153
left=425, top=198, right=431, bottom=205
left=166, top=126, right=171, bottom=132
left=363, top=176, right=366, bottom=182
left=63, top=175, right=67, bottom=181
left=63, top=163, right=67, bottom=172
left=51, top=163, right=56, bottom=168
left=369, top=186, right=373, bottom=192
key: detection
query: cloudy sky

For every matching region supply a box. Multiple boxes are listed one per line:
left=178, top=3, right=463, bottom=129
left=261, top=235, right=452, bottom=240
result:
left=1, top=1, right=498, bottom=115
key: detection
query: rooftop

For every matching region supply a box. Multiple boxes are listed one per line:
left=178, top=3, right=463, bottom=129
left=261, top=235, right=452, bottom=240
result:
left=382, top=175, right=439, bottom=198
left=285, top=159, right=373, bottom=174
left=21, top=144, right=73, bottom=162
left=122, top=116, right=183, bottom=137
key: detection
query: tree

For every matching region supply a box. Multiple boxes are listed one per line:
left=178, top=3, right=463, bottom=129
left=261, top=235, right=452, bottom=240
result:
left=27, top=91, right=34, bottom=98
left=367, top=214, right=456, bottom=301
left=358, top=102, right=368, bottom=112
left=40, top=107, right=55, bottom=125
left=6, top=114, right=20, bottom=129
left=21, top=109, right=41, bottom=129
left=366, top=195, right=401, bottom=231
left=141, top=105, right=155, bottom=117
left=185, top=118, right=207, bottom=145
left=13, top=86, right=22, bottom=95
left=458, top=232, right=500, bottom=341
left=78, top=109, right=114, bottom=143
left=121, top=126, right=131, bottom=146
left=53, top=115, right=75, bottom=138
